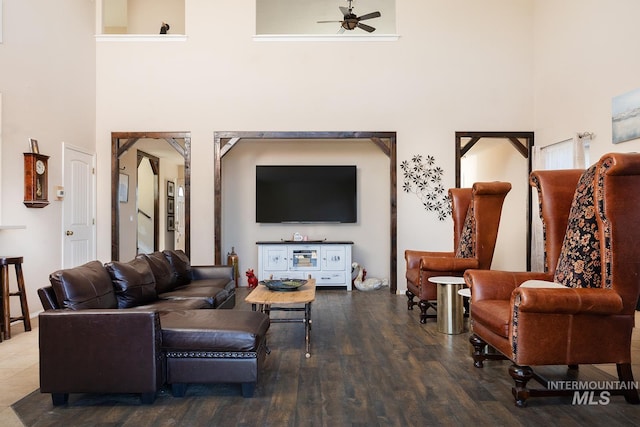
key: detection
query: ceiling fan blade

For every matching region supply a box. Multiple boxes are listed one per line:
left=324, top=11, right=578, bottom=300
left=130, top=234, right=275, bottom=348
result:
left=317, top=20, right=341, bottom=23
left=358, top=11, right=381, bottom=21
left=357, top=23, right=376, bottom=33
left=339, top=6, right=350, bottom=17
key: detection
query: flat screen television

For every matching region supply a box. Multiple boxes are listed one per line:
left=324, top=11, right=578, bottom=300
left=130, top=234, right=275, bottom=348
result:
left=256, top=165, right=357, bottom=223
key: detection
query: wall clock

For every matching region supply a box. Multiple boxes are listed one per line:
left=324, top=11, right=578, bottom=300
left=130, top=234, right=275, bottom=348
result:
left=24, top=153, right=50, bottom=207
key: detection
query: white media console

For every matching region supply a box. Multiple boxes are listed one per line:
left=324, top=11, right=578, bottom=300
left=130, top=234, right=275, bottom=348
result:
left=257, top=241, right=354, bottom=291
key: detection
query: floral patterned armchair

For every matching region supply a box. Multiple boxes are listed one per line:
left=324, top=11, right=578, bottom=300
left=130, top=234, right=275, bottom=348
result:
left=466, top=153, right=640, bottom=407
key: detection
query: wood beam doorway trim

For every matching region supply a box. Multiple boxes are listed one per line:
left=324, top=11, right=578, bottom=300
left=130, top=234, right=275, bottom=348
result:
left=213, top=131, right=398, bottom=293
left=111, top=131, right=191, bottom=261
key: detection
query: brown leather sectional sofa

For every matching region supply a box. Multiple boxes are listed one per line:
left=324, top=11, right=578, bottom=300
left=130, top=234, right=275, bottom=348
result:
left=37, top=249, right=270, bottom=405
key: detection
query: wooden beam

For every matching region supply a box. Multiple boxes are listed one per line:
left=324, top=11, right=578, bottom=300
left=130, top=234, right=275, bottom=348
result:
left=164, top=137, right=186, bottom=159
left=460, top=136, right=481, bottom=157
left=213, top=131, right=398, bottom=293
left=508, top=137, right=529, bottom=158
left=118, top=138, right=139, bottom=158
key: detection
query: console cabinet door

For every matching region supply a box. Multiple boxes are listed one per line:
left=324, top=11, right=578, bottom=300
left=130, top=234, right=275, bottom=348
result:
left=261, top=245, right=289, bottom=279
left=321, top=246, right=346, bottom=271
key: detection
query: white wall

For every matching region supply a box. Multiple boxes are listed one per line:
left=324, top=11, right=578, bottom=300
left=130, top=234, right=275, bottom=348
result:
left=532, top=0, right=640, bottom=158
left=5, top=1, right=640, bottom=315
left=118, top=144, right=181, bottom=260
left=94, top=0, right=535, bottom=293
left=222, top=139, right=389, bottom=284
left=0, top=1, right=95, bottom=314
left=461, top=140, right=529, bottom=271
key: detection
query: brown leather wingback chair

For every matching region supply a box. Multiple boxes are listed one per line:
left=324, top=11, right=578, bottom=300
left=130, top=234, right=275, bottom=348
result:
left=466, top=153, right=640, bottom=407
left=405, top=181, right=511, bottom=323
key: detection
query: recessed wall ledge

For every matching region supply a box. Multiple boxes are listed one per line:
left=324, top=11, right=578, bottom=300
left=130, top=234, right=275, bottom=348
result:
left=95, top=34, right=188, bottom=42
left=0, top=225, right=26, bottom=230
left=253, top=34, right=400, bottom=42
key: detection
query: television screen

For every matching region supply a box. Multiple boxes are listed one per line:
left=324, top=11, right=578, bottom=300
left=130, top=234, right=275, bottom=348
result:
left=256, top=165, right=357, bottom=223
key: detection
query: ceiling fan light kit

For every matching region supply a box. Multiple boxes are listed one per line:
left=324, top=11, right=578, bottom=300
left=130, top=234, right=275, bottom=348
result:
left=317, top=0, right=382, bottom=33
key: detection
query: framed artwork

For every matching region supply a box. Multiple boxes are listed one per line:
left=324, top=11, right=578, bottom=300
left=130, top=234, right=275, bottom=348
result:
left=167, top=197, right=175, bottom=214
left=167, top=215, right=175, bottom=231
left=29, top=138, right=39, bottom=154
left=119, top=173, right=129, bottom=203
left=612, top=88, right=640, bottom=144
left=167, top=180, right=175, bottom=197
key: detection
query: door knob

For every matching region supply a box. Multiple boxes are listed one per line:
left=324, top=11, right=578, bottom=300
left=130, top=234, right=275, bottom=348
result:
left=66, top=230, right=74, bottom=236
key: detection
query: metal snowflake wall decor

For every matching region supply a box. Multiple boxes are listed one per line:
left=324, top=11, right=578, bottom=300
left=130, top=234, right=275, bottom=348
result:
left=400, top=154, right=451, bottom=221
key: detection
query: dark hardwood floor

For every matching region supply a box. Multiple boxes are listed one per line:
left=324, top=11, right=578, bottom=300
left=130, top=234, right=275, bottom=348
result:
left=13, top=288, right=640, bottom=426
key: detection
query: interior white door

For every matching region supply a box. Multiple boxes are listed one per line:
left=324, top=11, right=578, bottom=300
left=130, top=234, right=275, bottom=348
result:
left=63, top=145, right=96, bottom=268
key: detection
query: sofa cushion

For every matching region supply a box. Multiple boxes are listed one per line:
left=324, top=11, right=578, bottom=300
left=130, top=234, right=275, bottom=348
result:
left=140, top=252, right=175, bottom=294
left=137, top=297, right=210, bottom=311
left=49, top=260, right=118, bottom=310
left=160, top=310, right=270, bottom=352
left=105, top=258, right=158, bottom=309
left=182, top=277, right=235, bottom=293
left=471, top=299, right=511, bottom=339
left=159, top=286, right=227, bottom=308
left=163, top=249, right=192, bottom=287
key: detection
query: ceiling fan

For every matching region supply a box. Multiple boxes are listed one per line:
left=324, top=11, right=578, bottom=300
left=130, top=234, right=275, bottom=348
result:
left=317, top=0, right=382, bottom=33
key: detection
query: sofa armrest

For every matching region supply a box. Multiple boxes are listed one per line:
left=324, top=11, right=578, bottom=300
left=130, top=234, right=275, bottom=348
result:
left=465, top=270, right=553, bottom=302
left=421, top=256, right=478, bottom=272
left=513, top=287, right=624, bottom=315
left=405, top=250, right=453, bottom=269
left=38, top=286, right=59, bottom=310
left=39, top=309, right=164, bottom=395
left=191, top=265, right=234, bottom=282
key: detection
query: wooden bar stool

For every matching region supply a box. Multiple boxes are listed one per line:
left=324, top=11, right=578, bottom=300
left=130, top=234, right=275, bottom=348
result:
left=0, top=256, right=31, bottom=341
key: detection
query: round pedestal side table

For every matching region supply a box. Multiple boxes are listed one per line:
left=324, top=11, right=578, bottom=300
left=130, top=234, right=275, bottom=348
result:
left=428, top=276, right=466, bottom=334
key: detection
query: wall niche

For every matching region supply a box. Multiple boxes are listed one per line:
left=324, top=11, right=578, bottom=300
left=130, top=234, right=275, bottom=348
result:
left=102, top=0, right=185, bottom=35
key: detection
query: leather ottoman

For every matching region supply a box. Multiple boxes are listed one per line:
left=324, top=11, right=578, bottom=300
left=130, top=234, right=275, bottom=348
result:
left=160, top=310, right=270, bottom=397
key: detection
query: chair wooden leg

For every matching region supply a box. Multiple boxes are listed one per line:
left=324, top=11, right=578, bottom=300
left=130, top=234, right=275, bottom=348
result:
left=1, top=265, right=10, bottom=340
left=617, top=363, right=640, bottom=404
left=140, top=392, right=156, bottom=404
left=0, top=291, right=3, bottom=343
left=469, top=334, right=486, bottom=368
left=406, top=290, right=416, bottom=310
left=51, top=393, right=69, bottom=406
left=418, top=300, right=429, bottom=324
left=14, top=263, right=31, bottom=332
left=509, top=364, right=534, bottom=408
left=241, top=382, right=256, bottom=397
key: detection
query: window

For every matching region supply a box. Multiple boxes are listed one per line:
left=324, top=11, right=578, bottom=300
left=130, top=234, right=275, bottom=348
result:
left=534, top=135, right=591, bottom=171
left=530, top=134, right=592, bottom=271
